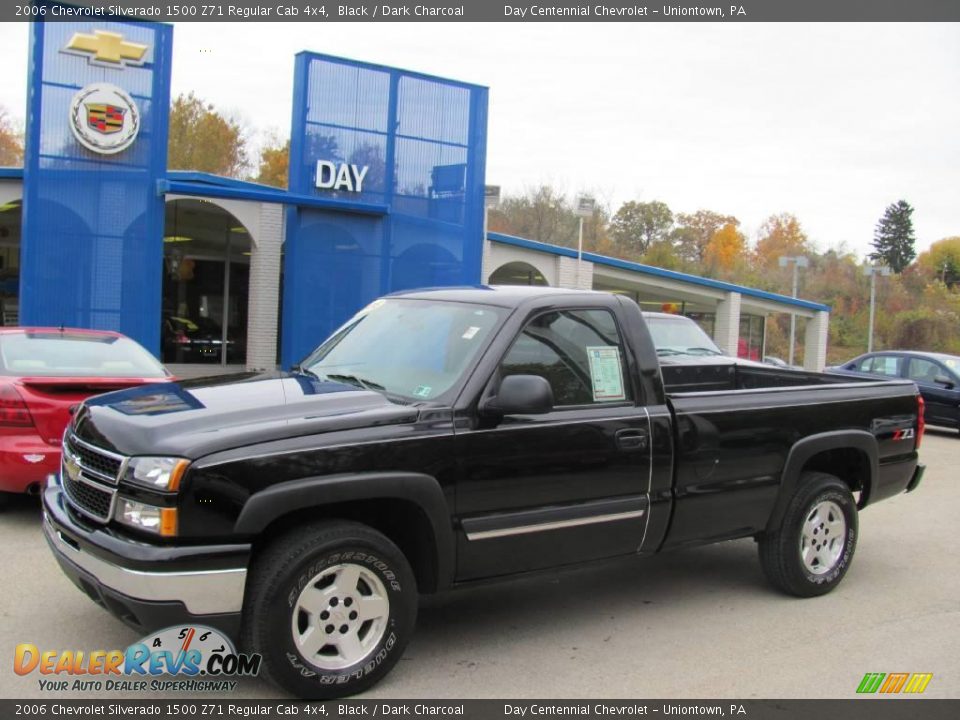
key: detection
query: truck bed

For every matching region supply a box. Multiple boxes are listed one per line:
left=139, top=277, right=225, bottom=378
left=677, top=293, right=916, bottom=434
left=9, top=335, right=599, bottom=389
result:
left=660, top=359, right=856, bottom=394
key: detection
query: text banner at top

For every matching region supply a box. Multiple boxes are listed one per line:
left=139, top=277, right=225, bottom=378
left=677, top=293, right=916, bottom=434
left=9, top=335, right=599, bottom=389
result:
left=7, top=0, right=960, bottom=22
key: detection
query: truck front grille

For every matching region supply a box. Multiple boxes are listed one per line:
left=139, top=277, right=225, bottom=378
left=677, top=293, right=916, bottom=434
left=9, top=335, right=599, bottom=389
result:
left=61, top=433, right=125, bottom=523
left=64, top=435, right=123, bottom=482
left=62, top=471, right=115, bottom=522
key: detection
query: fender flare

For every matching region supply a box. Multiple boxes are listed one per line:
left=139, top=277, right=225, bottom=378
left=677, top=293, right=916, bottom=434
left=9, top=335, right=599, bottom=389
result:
left=234, top=471, right=454, bottom=592
left=765, top=430, right=878, bottom=533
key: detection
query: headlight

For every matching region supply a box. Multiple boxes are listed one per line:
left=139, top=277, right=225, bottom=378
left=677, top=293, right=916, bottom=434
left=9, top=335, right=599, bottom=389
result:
left=115, top=497, right=177, bottom=537
left=124, top=457, right=189, bottom=491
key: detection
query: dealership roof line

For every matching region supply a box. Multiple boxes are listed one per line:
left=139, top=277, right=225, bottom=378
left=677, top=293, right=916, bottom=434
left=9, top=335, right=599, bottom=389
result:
left=157, top=172, right=389, bottom=216
left=487, top=231, right=831, bottom=313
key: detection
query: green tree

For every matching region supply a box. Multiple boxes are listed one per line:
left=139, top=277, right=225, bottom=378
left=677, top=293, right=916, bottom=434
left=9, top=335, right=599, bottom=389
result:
left=254, top=136, right=289, bottom=188
left=168, top=93, right=248, bottom=177
left=870, top=200, right=916, bottom=273
left=674, top=209, right=738, bottom=264
left=610, top=200, right=673, bottom=255
left=0, top=106, right=23, bottom=166
left=641, top=240, right=683, bottom=270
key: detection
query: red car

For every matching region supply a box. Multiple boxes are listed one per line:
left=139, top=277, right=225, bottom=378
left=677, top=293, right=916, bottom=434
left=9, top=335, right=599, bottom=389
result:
left=0, top=328, right=171, bottom=503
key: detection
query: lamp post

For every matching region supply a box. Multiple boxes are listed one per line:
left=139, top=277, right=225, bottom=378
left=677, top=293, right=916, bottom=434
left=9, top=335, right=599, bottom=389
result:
left=778, top=255, right=809, bottom=366
left=574, top=195, right=595, bottom=289
left=863, top=263, right=892, bottom=353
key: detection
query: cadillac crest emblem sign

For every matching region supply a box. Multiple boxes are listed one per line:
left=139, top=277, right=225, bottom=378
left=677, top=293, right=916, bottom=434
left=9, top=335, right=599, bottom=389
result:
left=69, top=83, right=140, bottom=155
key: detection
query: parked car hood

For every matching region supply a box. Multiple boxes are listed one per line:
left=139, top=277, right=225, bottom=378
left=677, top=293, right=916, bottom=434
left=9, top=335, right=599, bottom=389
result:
left=71, top=371, right=420, bottom=459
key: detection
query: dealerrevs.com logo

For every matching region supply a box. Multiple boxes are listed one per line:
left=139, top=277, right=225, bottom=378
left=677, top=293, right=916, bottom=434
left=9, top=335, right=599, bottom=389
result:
left=14, top=625, right=261, bottom=692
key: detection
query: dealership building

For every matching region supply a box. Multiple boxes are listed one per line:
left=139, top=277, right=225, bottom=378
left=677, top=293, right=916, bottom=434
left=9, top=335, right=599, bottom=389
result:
left=0, top=18, right=830, bottom=375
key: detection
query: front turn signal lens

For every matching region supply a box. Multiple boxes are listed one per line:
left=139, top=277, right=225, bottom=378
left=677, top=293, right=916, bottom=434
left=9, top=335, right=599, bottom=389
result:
left=115, top=497, right=178, bottom=537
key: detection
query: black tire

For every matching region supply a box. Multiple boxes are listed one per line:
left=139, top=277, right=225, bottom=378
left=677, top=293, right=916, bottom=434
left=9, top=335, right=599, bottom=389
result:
left=241, top=520, right=418, bottom=699
left=758, top=472, right=858, bottom=597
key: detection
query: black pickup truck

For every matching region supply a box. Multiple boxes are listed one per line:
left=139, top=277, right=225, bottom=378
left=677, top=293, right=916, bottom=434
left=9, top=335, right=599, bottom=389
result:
left=43, top=287, right=925, bottom=698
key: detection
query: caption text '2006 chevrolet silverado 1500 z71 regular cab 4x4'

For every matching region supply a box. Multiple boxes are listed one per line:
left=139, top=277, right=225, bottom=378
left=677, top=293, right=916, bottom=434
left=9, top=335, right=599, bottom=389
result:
left=43, top=287, right=926, bottom=698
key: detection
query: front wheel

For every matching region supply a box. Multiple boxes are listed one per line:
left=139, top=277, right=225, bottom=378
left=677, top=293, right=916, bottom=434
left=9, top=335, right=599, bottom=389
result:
left=758, top=472, right=858, bottom=597
left=241, top=521, right=418, bottom=699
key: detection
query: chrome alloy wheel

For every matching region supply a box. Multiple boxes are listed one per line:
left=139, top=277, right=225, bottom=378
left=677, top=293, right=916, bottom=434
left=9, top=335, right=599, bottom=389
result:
left=290, top=563, right=390, bottom=670
left=800, top=500, right=847, bottom=575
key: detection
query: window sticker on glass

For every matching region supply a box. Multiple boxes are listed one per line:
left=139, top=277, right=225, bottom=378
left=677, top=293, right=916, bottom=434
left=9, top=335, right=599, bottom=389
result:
left=586, top=346, right=626, bottom=402
left=462, top=326, right=480, bottom=340
left=413, top=385, right=432, bottom=398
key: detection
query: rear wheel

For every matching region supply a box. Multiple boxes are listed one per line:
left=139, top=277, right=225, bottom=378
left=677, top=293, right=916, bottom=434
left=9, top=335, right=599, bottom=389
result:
left=759, top=472, right=858, bottom=597
left=241, top=520, right=417, bottom=699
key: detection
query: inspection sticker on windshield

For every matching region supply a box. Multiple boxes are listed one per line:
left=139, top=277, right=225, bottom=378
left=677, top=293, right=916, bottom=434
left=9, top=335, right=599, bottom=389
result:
left=586, top=346, right=626, bottom=401
left=462, top=326, right=480, bottom=340
left=413, top=385, right=432, bottom=398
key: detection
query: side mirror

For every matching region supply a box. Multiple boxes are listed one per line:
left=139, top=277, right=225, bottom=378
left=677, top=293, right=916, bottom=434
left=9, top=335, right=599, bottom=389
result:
left=482, top=374, right=554, bottom=416
left=933, top=375, right=955, bottom=389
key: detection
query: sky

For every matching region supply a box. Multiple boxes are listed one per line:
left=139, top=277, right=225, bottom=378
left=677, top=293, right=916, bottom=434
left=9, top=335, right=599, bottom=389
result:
left=1, top=21, right=958, bottom=258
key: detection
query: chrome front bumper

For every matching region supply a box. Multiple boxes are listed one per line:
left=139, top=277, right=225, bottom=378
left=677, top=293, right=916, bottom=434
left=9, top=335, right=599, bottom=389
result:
left=43, top=514, right=247, bottom=615
left=43, top=477, right=248, bottom=619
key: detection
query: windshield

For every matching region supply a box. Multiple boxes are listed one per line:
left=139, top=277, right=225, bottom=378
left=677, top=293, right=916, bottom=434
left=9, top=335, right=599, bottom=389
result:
left=644, top=316, right=724, bottom=357
left=0, top=332, right=169, bottom=378
left=301, top=298, right=505, bottom=402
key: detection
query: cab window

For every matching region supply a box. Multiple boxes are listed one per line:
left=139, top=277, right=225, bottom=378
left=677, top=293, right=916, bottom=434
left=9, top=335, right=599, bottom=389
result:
left=500, top=309, right=632, bottom=406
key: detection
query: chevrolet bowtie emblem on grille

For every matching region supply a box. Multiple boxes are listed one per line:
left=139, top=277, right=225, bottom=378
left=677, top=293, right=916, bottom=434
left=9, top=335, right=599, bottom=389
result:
left=63, top=452, right=81, bottom=482
left=63, top=30, right=148, bottom=68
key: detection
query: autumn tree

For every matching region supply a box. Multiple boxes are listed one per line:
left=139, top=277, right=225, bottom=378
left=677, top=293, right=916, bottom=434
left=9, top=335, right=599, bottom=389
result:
left=915, top=236, right=960, bottom=288
left=703, top=223, right=747, bottom=277
left=0, top=106, right=23, bottom=166
left=610, top=200, right=673, bottom=256
left=168, top=93, right=248, bottom=177
left=673, top=210, right=738, bottom=265
left=754, top=213, right=812, bottom=271
left=871, top=200, right=916, bottom=273
left=254, top=136, right=289, bottom=188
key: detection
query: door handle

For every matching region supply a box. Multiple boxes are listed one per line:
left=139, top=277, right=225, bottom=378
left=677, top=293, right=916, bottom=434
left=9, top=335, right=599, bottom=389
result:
left=615, top=428, right=649, bottom=451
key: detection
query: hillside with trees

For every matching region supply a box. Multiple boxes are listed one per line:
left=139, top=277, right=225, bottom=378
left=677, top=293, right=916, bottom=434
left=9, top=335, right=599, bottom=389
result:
left=488, top=187, right=960, bottom=363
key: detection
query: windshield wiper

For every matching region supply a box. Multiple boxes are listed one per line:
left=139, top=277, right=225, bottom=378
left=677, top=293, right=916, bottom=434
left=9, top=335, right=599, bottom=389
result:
left=656, top=348, right=687, bottom=356
left=324, top=373, right=386, bottom=391
left=684, top=347, right=724, bottom=356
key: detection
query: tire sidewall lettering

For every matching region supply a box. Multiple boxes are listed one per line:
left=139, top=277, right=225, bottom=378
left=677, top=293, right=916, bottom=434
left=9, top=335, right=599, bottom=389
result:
left=281, top=551, right=404, bottom=684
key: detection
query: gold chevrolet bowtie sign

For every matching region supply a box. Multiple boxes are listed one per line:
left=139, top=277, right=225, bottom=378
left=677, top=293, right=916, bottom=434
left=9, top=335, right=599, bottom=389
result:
left=63, top=30, right=148, bottom=68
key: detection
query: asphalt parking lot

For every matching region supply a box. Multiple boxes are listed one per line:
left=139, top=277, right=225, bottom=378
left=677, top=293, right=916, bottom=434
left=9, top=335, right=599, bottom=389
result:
left=1, top=429, right=957, bottom=700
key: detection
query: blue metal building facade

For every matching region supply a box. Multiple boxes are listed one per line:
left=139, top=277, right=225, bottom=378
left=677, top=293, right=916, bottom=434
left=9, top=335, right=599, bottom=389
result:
left=21, top=20, right=172, bottom=354
left=282, top=53, right=488, bottom=366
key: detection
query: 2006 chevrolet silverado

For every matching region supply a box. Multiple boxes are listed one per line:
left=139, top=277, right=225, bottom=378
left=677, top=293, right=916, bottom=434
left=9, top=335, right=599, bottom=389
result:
left=43, top=287, right=925, bottom=698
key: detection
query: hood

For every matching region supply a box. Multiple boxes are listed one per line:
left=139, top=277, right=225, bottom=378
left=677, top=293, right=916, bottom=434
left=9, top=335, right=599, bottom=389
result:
left=71, top=371, right=419, bottom=458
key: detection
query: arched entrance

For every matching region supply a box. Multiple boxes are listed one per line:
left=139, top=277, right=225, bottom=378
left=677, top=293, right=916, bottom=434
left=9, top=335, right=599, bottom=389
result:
left=162, top=199, right=252, bottom=367
left=0, top=198, right=20, bottom=325
left=489, top=261, right=550, bottom=286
